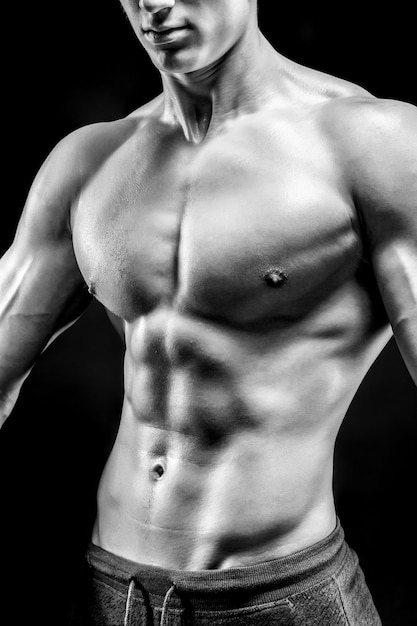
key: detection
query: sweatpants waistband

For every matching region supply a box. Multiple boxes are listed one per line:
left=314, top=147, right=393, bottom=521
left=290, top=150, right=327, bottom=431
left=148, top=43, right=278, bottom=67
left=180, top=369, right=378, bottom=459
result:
left=86, top=520, right=348, bottom=610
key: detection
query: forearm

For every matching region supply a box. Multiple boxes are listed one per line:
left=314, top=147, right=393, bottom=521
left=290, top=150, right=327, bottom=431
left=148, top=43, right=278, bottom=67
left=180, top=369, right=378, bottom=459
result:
left=0, top=339, right=34, bottom=427
left=0, top=313, right=53, bottom=428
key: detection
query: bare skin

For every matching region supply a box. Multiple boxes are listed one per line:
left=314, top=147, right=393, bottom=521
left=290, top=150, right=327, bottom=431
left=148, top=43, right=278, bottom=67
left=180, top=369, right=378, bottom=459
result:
left=1, top=0, right=416, bottom=571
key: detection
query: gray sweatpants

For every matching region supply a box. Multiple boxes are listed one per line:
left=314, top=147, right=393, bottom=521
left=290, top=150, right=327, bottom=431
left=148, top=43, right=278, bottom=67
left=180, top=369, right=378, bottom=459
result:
left=70, top=520, right=381, bottom=625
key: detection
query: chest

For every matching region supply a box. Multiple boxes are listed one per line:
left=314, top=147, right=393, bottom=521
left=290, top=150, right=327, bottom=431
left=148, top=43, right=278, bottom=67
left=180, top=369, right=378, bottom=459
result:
left=72, top=120, right=362, bottom=324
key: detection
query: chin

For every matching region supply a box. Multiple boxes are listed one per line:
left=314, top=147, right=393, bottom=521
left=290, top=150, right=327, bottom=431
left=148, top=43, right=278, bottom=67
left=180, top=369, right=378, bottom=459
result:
left=150, top=48, right=207, bottom=75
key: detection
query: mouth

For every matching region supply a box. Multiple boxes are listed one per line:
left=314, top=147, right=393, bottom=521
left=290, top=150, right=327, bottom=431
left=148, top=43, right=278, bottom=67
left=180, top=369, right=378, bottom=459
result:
left=142, top=26, right=191, bottom=46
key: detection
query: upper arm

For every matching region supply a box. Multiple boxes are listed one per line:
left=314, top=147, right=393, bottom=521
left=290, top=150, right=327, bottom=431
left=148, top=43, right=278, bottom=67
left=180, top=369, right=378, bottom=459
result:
left=0, top=129, right=94, bottom=395
left=342, top=99, right=417, bottom=383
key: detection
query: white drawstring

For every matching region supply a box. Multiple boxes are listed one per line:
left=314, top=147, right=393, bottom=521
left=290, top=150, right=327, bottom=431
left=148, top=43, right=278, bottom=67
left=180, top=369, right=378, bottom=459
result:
left=160, top=583, right=177, bottom=626
left=124, top=577, right=177, bottom=625
left=124, top=578, right=136, bottom=626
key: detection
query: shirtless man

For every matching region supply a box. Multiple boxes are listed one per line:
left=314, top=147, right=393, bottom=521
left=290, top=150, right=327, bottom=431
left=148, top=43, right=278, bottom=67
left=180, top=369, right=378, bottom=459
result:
left=1, top=1, right=416, bottom=624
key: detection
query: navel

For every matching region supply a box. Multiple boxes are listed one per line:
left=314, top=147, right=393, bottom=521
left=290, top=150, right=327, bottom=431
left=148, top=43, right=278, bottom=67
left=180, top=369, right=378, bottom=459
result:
left=150, top=462, right=165, bottom=481
left=262, top=268, right=288, bottom=288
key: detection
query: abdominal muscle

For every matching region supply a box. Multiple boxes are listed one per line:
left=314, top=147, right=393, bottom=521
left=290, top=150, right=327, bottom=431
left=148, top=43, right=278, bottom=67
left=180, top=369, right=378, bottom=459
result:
left=90, top=312, right=372, bottom=571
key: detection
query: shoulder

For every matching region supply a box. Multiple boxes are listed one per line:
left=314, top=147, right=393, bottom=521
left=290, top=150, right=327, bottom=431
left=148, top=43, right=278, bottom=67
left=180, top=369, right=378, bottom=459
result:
left=20, top=97, right=163, bottom=237
left=319, top=95, right=417, bottom=172
left=283, top=59, right=416, bottom=189
left=290, top=54, right=417, bottom=146
left=29, top=96, right=163, bottom=202
left=281, top=60, right=414, bottom=159
left=44, top=98, right=159, bottom=181
left=317, top=95, right=416, bottom=205
left=319, top=96, right=417, bottom=245
left=39, top=118, right=136, bottom=191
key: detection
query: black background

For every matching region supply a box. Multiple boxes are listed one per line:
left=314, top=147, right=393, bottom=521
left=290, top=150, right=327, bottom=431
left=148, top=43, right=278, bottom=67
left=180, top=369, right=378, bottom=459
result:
left=1, top=2, right=416, bottom=624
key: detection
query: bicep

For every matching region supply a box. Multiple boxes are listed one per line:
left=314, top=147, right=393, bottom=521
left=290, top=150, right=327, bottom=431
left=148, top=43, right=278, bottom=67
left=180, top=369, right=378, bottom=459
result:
left=0, top=138, right=92, bottom=390
left=0, top=232, right=91, bottom=390
left=371, top=234, right=417, bottom=383
left=355, top=102, right=417, bottom=383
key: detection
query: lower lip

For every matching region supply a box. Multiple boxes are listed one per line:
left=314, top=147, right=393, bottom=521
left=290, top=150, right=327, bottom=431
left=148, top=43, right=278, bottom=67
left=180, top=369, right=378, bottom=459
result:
left=144, top=27, right=191, bottom=47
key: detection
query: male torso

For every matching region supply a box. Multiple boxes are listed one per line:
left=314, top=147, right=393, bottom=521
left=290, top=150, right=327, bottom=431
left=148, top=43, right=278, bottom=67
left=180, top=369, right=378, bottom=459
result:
left=70, top=67, right=391, bottom=570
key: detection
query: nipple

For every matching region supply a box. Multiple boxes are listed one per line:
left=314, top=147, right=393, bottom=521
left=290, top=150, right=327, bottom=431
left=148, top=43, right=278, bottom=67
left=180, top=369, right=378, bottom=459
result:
left=262, top=268, right=288, bottom=288
left=88, top=281, right=97, bottom=296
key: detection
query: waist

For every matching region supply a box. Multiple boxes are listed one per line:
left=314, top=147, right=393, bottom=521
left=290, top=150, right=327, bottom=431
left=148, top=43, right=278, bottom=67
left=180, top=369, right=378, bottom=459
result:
left=87, top=518, right=348, bottom=609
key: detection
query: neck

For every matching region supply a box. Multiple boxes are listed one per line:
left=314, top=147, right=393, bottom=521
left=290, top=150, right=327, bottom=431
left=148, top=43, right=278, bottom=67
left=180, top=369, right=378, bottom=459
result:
left=161, top=28, right=282, bottom=143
